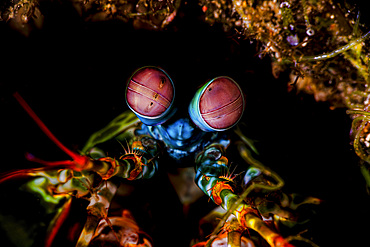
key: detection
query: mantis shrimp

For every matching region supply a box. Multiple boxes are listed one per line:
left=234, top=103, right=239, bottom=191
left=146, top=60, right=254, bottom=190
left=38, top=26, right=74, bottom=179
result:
left=1, top=66, right=319, bottom=247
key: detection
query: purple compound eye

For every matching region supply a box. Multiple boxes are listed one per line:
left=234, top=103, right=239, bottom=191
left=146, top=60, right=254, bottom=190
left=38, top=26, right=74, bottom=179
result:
left=189, top=76, right=245, bottom=131
left=126, top=66, right=175, bottom=125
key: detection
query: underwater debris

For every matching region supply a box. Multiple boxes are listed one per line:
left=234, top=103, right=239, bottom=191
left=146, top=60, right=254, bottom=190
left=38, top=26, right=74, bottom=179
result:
left=198, top=0, right=370, bottom=185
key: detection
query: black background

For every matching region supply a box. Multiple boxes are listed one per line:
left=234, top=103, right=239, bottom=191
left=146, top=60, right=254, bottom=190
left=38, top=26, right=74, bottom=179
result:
left=1, top=1, right=370, bottom=246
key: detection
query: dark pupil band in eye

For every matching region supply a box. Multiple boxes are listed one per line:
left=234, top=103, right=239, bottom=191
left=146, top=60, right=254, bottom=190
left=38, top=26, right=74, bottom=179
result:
left=128, top=79, right=171, bottom=109
left=125, top=67, right=175, bottom=124
left=195, top=76, right=245, bottom=131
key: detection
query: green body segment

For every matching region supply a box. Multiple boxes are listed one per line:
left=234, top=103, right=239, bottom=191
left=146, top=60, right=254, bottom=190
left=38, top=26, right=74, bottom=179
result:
left=81, top=111, right=141, bottom=154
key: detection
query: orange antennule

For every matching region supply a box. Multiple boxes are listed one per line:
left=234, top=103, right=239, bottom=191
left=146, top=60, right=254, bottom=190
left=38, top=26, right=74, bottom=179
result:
left=13, top=92, right=88, bottom=169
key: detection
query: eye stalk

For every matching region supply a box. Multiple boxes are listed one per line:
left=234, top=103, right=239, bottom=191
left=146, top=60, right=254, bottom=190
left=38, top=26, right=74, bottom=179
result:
left=189, top=76, right=245, bottom=132
left=125, top=66, right=176, bottom=126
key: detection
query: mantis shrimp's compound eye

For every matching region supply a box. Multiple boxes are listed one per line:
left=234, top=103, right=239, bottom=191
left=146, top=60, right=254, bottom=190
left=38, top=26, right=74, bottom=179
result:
left=189, top=76, right=245, bottom=131
left=126, top=66, right=175, bottom=125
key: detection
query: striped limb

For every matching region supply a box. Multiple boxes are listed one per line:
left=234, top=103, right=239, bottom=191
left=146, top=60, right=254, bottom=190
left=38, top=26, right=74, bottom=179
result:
left=84, top=135, right=159, bottom=181
left=195, top=144, right=293, bottom=247
left=76, top=180, right=118, bottom=247
left=89, top=153, right=157, bottom=181
left=8, top=135, right=158, bottom=186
